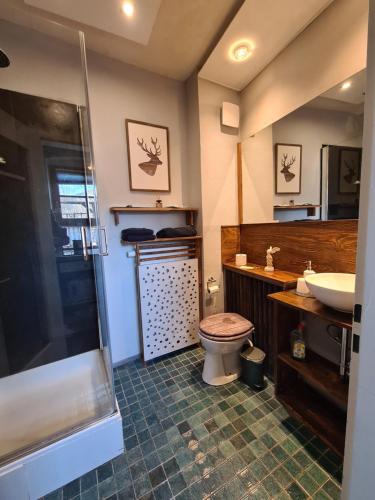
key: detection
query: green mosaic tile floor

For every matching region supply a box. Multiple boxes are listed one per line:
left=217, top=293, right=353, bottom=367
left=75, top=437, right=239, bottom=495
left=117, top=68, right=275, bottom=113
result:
left=43, top=347, right=343, bottom=500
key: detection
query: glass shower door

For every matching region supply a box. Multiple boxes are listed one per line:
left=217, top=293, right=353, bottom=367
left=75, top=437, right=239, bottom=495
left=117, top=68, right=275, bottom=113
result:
left=0, top=18, right=116, bottom=467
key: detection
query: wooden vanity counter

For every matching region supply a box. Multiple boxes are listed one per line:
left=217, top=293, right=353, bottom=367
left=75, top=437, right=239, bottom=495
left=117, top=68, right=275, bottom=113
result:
left=268, top=290, right=352, bottom=329
left=223, top=262, right=301, bottom=289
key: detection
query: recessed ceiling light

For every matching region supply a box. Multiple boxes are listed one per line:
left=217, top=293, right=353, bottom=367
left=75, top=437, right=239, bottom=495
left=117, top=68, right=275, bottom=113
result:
left=122, top=1, right=134, bottom=17
left=229, top=40, right=254, bottom=62
left=341, top=81, right=352, bottom=90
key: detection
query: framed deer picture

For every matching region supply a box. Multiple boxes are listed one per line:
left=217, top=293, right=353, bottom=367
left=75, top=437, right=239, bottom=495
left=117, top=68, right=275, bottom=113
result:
left=338, top=148, right=361, bottom=194
left=125, top=119, right=171, bottom=191
left=275, top=143, right=302, bottom=194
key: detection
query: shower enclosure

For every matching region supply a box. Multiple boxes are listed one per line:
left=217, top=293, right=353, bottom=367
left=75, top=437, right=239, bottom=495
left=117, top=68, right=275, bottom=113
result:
left=0, top=15, right=122, bottom=500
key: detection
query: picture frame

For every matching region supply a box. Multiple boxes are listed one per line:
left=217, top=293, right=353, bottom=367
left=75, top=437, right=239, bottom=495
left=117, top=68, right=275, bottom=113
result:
left=125, top=119, right=171, bottom=192
left=338, top=148, right=361, bottom=194
left=275, top=143, right=302, bottom=194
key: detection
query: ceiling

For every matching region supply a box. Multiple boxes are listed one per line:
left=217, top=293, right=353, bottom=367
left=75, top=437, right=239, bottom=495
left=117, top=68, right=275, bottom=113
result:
left=24, top=0, right=162, bottom=45
left=0, top=0, right=244, bottom=81
left=306, top=69, right=366, bottom=114
left=322, top=69, right=366, bottom=105
left=199, top=0, right=334, bottom=91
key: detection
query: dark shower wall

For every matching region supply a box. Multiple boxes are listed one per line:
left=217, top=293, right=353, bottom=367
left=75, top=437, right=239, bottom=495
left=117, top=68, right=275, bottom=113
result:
left=0, top=89, right=99, bottom=376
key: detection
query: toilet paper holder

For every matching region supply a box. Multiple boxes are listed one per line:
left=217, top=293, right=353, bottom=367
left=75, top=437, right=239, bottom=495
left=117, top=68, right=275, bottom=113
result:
left=207, top=277, right=220, bottom=295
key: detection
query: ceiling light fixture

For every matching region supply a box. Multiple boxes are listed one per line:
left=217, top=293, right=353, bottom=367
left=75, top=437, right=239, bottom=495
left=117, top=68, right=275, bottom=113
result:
left=229, top=40, right=254, bottom=62
left=341, top=81, right=352, bottom=90
left=122, top=1, right=134, bottom=17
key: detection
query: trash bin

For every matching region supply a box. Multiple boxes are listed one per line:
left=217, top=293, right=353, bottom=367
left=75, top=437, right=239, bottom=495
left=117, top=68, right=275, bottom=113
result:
left=240, top=341, right=266, bottom=390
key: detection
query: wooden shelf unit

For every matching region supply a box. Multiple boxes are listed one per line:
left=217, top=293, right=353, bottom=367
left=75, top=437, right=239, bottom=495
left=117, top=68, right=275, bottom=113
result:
left=273, top=204, right=321, bottom=217
left=110, top=206, right=198, bottom=226
left=268, top=290, right=351, bottom=456
left=278, top=351, right=348, bottom=409
left=277, top=384, right=347, bottom=456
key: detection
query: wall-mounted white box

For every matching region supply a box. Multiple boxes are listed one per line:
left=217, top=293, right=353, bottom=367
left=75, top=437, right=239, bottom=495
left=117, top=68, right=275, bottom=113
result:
left=221, top=102, right=240, bottom=128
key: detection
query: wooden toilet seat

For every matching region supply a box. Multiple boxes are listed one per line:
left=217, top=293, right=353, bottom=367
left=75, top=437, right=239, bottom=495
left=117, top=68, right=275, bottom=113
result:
left=199, top=313, right=254, bottom=342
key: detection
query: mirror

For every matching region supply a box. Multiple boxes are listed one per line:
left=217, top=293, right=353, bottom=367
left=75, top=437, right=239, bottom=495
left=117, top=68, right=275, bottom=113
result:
left=240, top=69, right=365, bottom=223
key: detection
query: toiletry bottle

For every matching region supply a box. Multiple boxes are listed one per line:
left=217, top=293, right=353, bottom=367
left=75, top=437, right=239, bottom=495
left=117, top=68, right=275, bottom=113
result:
left=304, top=261, right=315, bottom=277
left=290, top=322, right=306, bottom=360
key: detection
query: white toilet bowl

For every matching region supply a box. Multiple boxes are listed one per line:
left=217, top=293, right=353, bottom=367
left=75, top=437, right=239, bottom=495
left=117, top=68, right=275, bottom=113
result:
left=198, top=313, right=254, bottom=386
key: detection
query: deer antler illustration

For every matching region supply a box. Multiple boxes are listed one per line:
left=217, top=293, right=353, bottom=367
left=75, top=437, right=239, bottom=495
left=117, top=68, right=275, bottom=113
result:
left=136, top=137, right=163, bottom=176
left=137, top=137, right=161, bottom=160
left=280, top=153, right=296, bottom=182
left=344, top=160, right=357, bottom=185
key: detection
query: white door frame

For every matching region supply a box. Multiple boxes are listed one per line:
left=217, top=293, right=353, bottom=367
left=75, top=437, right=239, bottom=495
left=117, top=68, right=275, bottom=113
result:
left=342, top=1, right=375, bottom=498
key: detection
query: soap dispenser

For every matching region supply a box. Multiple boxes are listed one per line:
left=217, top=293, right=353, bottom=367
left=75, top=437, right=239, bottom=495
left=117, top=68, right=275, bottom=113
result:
left=304, top=261, right=315, bottom=277
left=296, top=261, right=315, bottom=297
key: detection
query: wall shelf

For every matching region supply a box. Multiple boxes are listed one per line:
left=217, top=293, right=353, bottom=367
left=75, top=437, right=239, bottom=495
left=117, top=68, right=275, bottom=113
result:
left=110, top=206, right=198, bottom=226
left=273, top=204, right=321, bottom=217
left=122, top=235, right=202, bottom=245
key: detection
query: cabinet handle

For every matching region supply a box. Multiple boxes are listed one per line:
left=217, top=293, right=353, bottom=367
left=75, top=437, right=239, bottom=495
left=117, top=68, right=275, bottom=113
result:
left=100, top=227, right=109, bottom=256
left=80, top=226, right=89, bottom=261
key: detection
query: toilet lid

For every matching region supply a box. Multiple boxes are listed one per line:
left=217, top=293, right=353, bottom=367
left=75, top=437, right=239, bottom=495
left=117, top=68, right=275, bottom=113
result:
left=199, top=313, right=253, bottom=339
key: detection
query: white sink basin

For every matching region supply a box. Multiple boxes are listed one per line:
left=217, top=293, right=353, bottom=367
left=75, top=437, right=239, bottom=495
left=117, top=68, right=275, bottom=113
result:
left=305, top=273, right=356, bottom=313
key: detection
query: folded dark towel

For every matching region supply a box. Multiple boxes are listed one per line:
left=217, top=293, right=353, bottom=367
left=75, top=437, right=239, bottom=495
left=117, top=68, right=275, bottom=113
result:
left=121, top=228, right=154, bottom=240
left=124, top=234, right=156, bottom=242
left=156, top=226, right=197, bottom=238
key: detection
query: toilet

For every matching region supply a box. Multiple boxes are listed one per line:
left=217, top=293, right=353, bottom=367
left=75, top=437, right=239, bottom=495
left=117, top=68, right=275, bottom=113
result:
left=198, top=313, right=254, bottom=386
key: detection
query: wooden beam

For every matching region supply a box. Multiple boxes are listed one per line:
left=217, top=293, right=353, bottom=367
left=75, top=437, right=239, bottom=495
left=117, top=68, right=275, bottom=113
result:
left=237, top=142, right=243, bottom=225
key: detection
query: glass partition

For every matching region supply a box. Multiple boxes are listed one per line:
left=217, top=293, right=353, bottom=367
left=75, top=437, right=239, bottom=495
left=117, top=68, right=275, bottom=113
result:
left=0, top=17, right=115, bottom=466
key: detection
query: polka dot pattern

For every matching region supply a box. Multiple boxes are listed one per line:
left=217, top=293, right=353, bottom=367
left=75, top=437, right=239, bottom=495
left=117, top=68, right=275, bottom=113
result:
left=139, top=259, right=200, bottom=361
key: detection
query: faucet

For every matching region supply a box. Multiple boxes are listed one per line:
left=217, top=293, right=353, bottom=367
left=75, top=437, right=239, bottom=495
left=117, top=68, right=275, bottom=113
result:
left=264, top=246, right=280, bottom=272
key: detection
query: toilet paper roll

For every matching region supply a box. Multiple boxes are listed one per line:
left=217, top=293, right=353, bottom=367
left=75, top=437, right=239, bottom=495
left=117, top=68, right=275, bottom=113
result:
left=235, top=253, right=247, bottom=266
left=296, top=277, right=311, bottom=297
left=207, top=284, right=220, bottom=295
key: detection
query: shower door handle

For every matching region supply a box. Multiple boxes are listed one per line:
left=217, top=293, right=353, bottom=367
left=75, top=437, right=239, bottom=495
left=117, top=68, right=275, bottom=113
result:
left=99, top=227, right=109, bottom=256
left=80, top=226, right=89, bottom=261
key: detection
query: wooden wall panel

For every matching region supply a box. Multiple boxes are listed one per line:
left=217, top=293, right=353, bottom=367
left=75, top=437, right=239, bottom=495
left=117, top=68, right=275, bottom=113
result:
left=240, top=220, right=358, bottom=274
left=221, top=225, right=240, bottom=263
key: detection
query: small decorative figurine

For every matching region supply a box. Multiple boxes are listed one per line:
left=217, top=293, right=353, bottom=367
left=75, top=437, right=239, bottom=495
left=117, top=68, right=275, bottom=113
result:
left=264, top=246, right=280, bottom=272
left=155, top=199, right=163, bottom=208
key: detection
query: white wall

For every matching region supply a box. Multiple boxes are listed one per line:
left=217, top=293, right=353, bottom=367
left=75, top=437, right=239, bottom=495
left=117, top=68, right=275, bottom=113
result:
left=272, top=106, right=363, bottom=220
left=185, top=73, right=203, bottom=232
left=240, top=0, right=368, bottom=138
left=0, top=20, right=84, bottom=104
left=87, top=52, right=191, bottom=363
left=198, top=78, right=240, bottom=315
left=242, top=126, right=275, bottom=224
